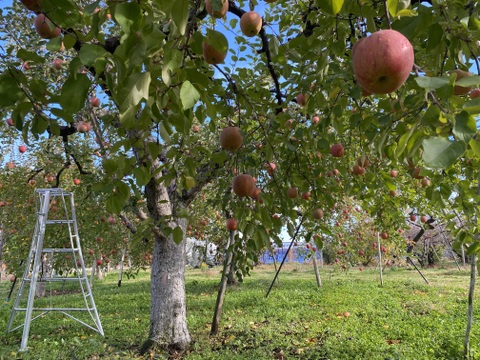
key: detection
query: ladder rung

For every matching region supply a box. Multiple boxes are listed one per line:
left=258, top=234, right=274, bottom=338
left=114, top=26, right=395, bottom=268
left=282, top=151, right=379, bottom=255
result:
left=23, top=277, right=88, bottom=282
left=14, top=307, right=94, bottom=312
left=45, top=220, right=75, bottom=224
left=42, top=248, right=79, bottom=253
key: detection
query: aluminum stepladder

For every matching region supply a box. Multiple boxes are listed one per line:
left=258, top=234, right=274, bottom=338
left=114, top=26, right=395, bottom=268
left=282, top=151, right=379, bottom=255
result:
left=7, top=188, right=104, bottom=351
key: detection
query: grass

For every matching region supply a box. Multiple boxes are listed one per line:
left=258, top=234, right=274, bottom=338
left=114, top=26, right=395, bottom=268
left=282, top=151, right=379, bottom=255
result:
left=0, top=262, right=478, bottom=359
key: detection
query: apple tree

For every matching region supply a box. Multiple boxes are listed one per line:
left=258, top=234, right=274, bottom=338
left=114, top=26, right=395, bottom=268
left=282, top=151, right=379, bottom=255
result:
left=1, top=0, right=480, bottom=355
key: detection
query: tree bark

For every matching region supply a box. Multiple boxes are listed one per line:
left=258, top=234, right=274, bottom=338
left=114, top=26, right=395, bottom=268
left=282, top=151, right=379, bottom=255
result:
left=0, top=228, right=5, bottom=280
left=464, top=254, right=476, bottom=359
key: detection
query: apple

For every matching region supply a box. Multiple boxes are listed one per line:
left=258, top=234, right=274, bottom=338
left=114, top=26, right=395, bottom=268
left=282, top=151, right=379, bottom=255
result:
left=202, top=30, right=229, bottom=65
left=312, top=208, right=324, bottom=219
left=7, top=274, right=16, bottom=282
left=220, top=126, right=243, bottom=152
left=358, top=250, right=364, bottom=256
left=205, top=0, right=228, bottom=18
left=226, top=218, right=238, bottom=231
left=353, top=165, right=365, bottom=176
left=380, top=232, right=388, bottom=239
left=421, top=178, right=430, bottom=187
left=272, top=214, right=280, bottom=220
left=47, top=175, right=55, bottom=183
left=470, top=89, right=480, bottom=99
left=53, top=58, right=63, bottom=70
left=343, top=312, right=350, bottom=318
left=192, top=125, right=200, bottom=133
left=357, top=157, right=370, bottom=168
left=296, top=93, right=307, bottom=106
left=284, top=119, right=294, bottom=128
left=250, top=187, right=261, bottom=200
left=287, top=187, right=298, bottom=199
left=18, top=145, right=27, bottom=153
left=23, top=61, right=31, bottom=70
left=232, top=174, right=255, bottom=197
left=21, top=0, right=43, bottom=11
left=343, top=241, right=348, bottom=247
left=330, top=143, right=344, bottom=157
left=420, top=215, right=428, bottom=223
left=410, top=214, right=417, bottom=222
left=305, top=243, right=311, bottom=249
left=34, top=13, right=61, bottom=39
left=96, top=259, right=103, bottom=266
left=390, top=169, right=398, bottom=178
left=6, top=118, right=14, bottom=126
left=7, top=162, right=15, bottom=169
left=76, top=121, right=91, bottom=133
left=107, top=216, right=116, bottom=224
left=240, top=11, right=262, bottom=37
left=449, top=69, right=473, bottom=95
left=333, top=169, right=339, bottom=176
left=73, top=178, right=81, bottom=185
left=88, top=249, right=95, bottom=255
left=264, top=162, right=277, bottom=176
left=301, top=192, right=310, bottom=200
left=312, top=116, right=320, bottom=124
left=352, top=29, right=414, bottom=94
left=389, top=189, right=397, bottom=197
left=359, top=267, right=363, bottom=271
left=201, top=219, right=207, bottom=226
left=90, top=97, right=101, bottom=107
left=412, top=167, right=424, bottom=179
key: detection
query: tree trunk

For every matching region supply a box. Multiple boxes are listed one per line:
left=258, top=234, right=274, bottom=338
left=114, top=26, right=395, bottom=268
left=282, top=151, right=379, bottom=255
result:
left=0, top=228, right=5, bottom=280
left=464, top=254, right=477, bottom=359
left=140, top=169, right=191, bottom=352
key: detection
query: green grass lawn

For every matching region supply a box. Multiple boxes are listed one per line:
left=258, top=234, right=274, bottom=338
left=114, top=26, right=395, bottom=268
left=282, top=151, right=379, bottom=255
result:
left=0, top=262, right=478, bottom=359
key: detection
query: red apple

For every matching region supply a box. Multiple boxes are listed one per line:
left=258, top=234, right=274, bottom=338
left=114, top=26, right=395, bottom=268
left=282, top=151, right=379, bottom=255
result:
left=380, top=232, right=388, bottom=239
left=96, top=259, right=103, bottom=266
left=353, top=29, right=414, bottom=94
left=53, top=58, right=63, bottom=70
left=301, top=192, right=310, bottom=200
left=202, top=30, right=229, bottom=65
left=421, top=178, right=430, bottom=187
left=240, top=11, right=262, bottom=37
left=449, top=69, right=473, bottom=95
left=18, top=145, right=27, bottom=153
left=107, top=216, right=116, bottom=224
left=205, top=0, right=228, bottom=18
left=73, top=178, right=81, bottom=185
left=6, top=118, right=14, bottom=126
left=226, top=218, right=238, bottom=231
left=264, top=162, right=277, bottom=176
left=312, top=208, right=324, bottom=219
left=34, top=13, right=61, bottom=39
left=353, top=165, right=365, bottom=176
left=390, top=169, right=398, bottom=178
left=410, top=214, right=417, bottom=222
left=312, top=116, right=320, bottom=124
left=330, top=143, right=344, bottom=157
left=7, top=162, right=15, bottom=169
left=420, top=215, right=428, bottom=223
left=470, top=89, right=480, bottom=99
left=296, top=93, right=307, bottom=106
left=220, top=126, right=243, bottom=152
left=287, top=187, right=298, bottom=199
left=90, top=97, right=101, bottom=107
left=232, top=174, right=255, bottom=197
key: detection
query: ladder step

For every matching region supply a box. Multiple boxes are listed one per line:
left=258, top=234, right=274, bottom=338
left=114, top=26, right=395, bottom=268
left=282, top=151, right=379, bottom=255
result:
left=23, top=277, right=88, bottom=283
left=45, top=220, right=75, bottom=224
left=42, top=248, right=79, bottom=253
left=14, top=307, right=94, bottom=312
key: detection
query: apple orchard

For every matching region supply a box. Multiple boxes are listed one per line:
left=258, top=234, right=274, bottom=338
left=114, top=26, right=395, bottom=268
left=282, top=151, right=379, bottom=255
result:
left=1, top=0, right=480, bottom=355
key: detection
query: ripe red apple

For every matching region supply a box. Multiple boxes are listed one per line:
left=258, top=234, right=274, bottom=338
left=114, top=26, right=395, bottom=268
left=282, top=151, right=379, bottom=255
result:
left=353, top=165, right=365, bottom=176
left=449, top=69, right=473, bottom=95
left=53, top=58, right=63, bottom=70
left=96, top=259, right=103, bottom=266
left=389, top=189, right=397, bottom=197
left=284, top=119, right=294, bottom=128
left=6, top=118, right=14, bottom=126
left=287, top=187, right=298, bottom=199
left=330, top=143, right=344, bottom=157
left=226, top=218, right=238, bottom=231
left=21, top=0, right=43, bottom=11
left=312, top=208, right=324, bottom=219
left=412, top=167, right=424, bottom=179
left=232, top=174, right=255, bottom=197
left=390, top=169, right=398, bottom=178
left=264, top=162, right=276, bottom=176
left=470, top=88, right=480, bottom=99
left=88, top=249, right=95, bottom=255
left=205, top=0, right=228, bottom=18
left=250, top=187, right=261, bottom=200
left=202, top=30, right=229, bottom=65
left=301, top=192, right=310, bottom=200
left=240, top=11, right=262, bottom=37
left=353, top=29, right=414, bottom=94
left=90, top=97, right=101, bottom=107
left=420, top=215, right=428, bottom=223
left=76, top=122, right=91, bottom=133
left=7, top=162, right=15, bottom=170
left=410, top=214, right=417, bottom=222
left=73, top=178, right=81, bottom=185
left=220, top=126, right=243, bottom=152
left=306, top=243, right=311, bottom=249
left=357, top=157, right=370, bottom=168
left=23, top=61, right=31, bottom=70
left=312, top=116, right=320, bottom=124
left=192, top=125, right=200, bottom=133
left=296, top=93, right=307, bottom=106
left=107, top=215, right=116, bottom=224
left=358, top=250, right=364, bottom=256
left=380, top=232, right=388, bottom=239
left=421, top=178, right=430, bottom=187
left=18, top=145, right=27, bottom=153
left=34, top=13, right=61, bottom=39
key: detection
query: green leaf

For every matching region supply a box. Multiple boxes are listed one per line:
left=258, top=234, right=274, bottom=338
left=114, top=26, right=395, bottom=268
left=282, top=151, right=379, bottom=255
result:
left=180, top=81, right=200, bottom=110
left=17, top=49, right=45, bottom=64
left=184, top=176, right=195, bottom=190
left=387, top=0, right=399, bottom=16
left=415, top=76, right=450, bottom=90
left=171, top=0, right=189, bottom=35
left=316, top=0, right=345, bottom=15
left=114, top=72, right=151, bottom=112
left=113, top=2, right=142, bottom=34
left=0, top=73, right=24, bottom=107
left=133, top=166, right=151, bottom=187
left=469, top=138, right=480, bottom=158
left=453, top=111, right=476, bottom=143
left=79, top=44, right=110, bottom=66
left=427, top=23, right=443, bottom=50
left=106, top=194, right=123, bottom=214
left=422, top=137, right=467, bottom=169
left=59, top=74, right=91, bottom=113
left=172, top=226, right=184, bottom=244
left=463, top=98, right=480, bottom=114
left=204, top=29, right=229, bottom=55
